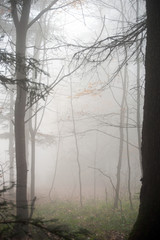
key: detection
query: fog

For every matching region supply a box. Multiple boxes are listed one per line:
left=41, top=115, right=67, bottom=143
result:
left=0, top=0, right=145, bottom=206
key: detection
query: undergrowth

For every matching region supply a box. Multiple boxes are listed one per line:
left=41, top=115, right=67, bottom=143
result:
left=34, top=199, right=139, bottom=240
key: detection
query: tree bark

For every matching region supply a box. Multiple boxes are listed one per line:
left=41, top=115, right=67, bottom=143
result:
left=10, top=2, right=32, bottom=238
left=15, top=28, right=28, bottom=220
left=12, top=2, right=31, bottom=238
left=128, top=1, right=160, bottom=239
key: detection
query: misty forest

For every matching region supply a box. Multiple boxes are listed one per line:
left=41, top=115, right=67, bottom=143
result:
left=0, top=0, right=160, bottom=239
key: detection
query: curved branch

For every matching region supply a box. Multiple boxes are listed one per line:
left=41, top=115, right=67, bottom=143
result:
left=27, top=0, right=59, bottom=29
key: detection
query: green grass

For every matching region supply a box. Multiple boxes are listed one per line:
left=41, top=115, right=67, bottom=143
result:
left=34, top=200, right=139, bottom=240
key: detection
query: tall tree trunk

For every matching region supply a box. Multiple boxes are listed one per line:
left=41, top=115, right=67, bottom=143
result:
left=25, top=109, right=30, bottom=167
left=136, top=0, right=142, bottom=175
left=9, top=89, right=14, bottom=197
left=15, top=28, right=28, bottom=221
left=93, top=130, right=98, bottom=203
left=30, top=132, right=36, bottom=201
left=29, top=26, right=42, bottom=202
left=126, top=98, right=133, bottom=210
left=49, top=121, right=61, bottom=201
left=70, top=78, right=83, bottom=207
left=114, top=0, right=127, bottom=209
left=11, top=2, right=32, bottom=237
left=128, top=1, right=160, bottom=239
left=113, top=100, right=125, bottom=209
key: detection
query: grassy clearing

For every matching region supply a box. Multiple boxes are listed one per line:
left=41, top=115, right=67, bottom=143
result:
left=34, top=199, right=139, bottom=240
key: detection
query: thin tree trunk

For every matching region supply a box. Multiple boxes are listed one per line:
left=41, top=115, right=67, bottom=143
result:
left=70, top=78, right=83, bottom=207
left=123, top=14, right=133, bottom=209
left=49, top=122, right=61, bottom=201
left=25, top=109, right=30, bottom=167
left=93, top=129, right=98, bottom=203
left=29, top=20, right=46, bottom=201
left=30, top=131, right=36, bottom=201
left=125, top=97, right=133, bottom=210
left=114, top=105, right=125, bottom=209
left=9, top=89, right=14, bottom=197
left=114, top=0, right=127, bottom=208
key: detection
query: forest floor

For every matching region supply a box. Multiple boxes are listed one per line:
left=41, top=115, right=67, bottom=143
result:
left=33, top=199, right=139, bottom=240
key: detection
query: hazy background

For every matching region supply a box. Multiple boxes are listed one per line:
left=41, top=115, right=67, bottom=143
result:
left=0, top=0, right=145, bottom=204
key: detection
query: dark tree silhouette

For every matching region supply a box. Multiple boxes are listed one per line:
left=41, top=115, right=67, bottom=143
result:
left=128, top=1, right=160, bottom=239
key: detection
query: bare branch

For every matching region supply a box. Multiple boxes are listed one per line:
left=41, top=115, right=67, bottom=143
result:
left=27, top=0, right=59, bottom=29
left=73, top=16, right=146, bottom=63
left=89, top=166, right=116, bottom=193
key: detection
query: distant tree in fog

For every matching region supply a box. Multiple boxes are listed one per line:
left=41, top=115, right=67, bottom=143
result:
left=70, top=78, right=83, bottom=207
left=114, top=0, right=132, bottom=210
left=71, top=0, right=160, bottom=238
left=71, top=0, right=145, bottom=207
